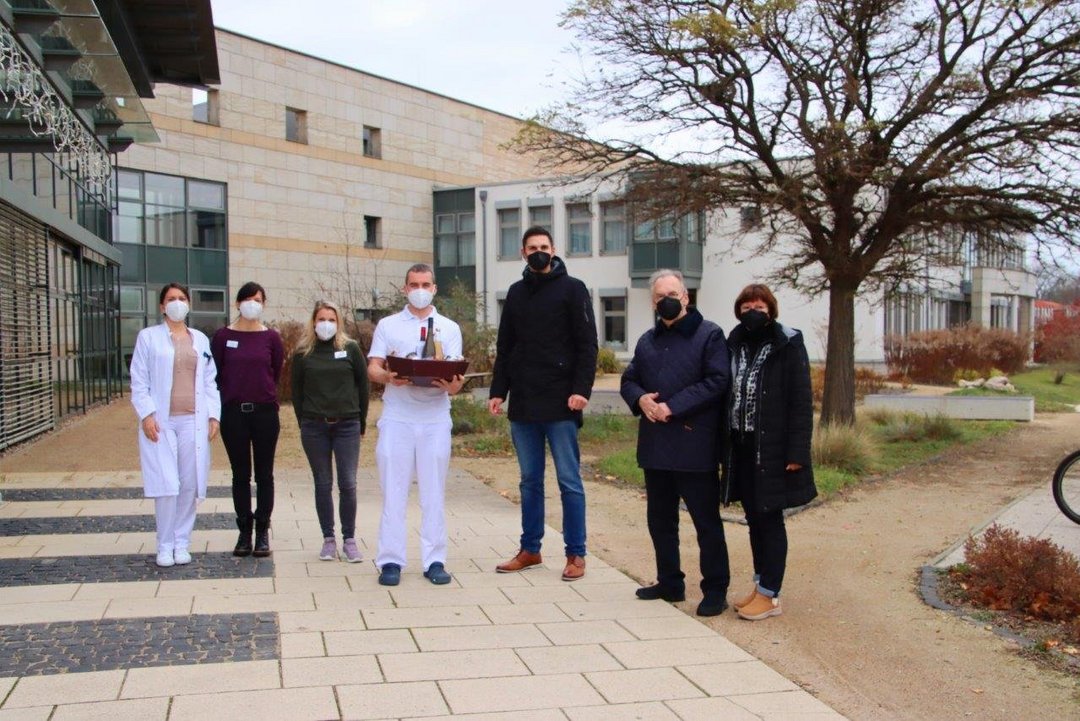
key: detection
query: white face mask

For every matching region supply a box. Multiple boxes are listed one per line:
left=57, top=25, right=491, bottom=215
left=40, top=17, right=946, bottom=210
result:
left=238, top=300, right=263, bottom=320
left=164, top=299, right=189, bottom=323
left=314, top=320, right=337, bottom=341
left=407, top=288, right=434, bottom=310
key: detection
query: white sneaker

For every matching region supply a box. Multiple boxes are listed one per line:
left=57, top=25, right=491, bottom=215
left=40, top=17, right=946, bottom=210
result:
left=156, top=551, right=175, bottom=567
left=174, top=549, right=192, bottom=565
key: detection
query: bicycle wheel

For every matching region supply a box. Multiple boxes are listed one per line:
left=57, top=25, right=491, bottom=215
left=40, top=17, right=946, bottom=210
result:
left=1052, top=450, right=1080, bottom=525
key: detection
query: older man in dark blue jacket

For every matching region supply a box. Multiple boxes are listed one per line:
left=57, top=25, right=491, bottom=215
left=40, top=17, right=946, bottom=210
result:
left=620, top=269, right=731, bottom=616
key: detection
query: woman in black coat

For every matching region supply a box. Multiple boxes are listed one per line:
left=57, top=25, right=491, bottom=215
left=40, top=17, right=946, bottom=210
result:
left=723, top=283, right=816, bottom=621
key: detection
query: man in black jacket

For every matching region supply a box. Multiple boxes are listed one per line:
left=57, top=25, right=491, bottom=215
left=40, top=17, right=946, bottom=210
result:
left=488, top=226, right=598, bottom=581
left=620, top=269, right=731, bottom=616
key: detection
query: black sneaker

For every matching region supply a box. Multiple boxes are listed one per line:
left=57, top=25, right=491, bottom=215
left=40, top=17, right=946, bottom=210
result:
left=696, top=594, right=729, bottom=617
left=635, top=584, right=685, bottom=602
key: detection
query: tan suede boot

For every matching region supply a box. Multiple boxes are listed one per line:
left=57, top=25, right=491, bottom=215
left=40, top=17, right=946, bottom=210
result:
left=732, top=585, right=757, bottom=610
left=737, top=591, right=783, bottom=620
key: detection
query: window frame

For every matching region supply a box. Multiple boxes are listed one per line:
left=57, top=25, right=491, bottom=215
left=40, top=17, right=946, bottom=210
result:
left=566, top=202, right=592, bottom=257
left=362, top=125, right=382, bottom=158
left=286, top=107, right=307, bottom=144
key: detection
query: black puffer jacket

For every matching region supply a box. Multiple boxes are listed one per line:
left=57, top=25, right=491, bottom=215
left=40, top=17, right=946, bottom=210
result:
left=721, top=321, right=817, bottom=512
left=620, top=309, right=730, bottom=472
left=490, top=257, right=598, bottom=426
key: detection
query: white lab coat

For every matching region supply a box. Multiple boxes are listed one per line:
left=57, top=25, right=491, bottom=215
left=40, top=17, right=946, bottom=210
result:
left=130, top=323, right=221, bottom=499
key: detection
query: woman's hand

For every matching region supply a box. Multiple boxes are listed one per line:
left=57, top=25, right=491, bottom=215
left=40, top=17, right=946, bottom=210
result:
left=209, top=419, right=220, bottom=441
left=141, top=414, right=159, bottom=443
left=785, top=462, right=802, bottom=471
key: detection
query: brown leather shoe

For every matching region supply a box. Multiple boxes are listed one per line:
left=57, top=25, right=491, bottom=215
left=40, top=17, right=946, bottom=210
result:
left=496, top=549, right=542, bottom=573
left=562, top=555, right=586, bottom=581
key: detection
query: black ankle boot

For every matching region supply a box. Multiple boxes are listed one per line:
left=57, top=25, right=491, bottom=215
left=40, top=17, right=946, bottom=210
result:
left=253, top=519, right=271, bottom=557
left=233, top=516, right=253, bottom=557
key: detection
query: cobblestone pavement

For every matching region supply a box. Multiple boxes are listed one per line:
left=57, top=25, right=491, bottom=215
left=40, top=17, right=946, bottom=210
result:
left=0, top=468, right=847, bottom=720
left=0, top=614, right=279, bottom=676
left=0, top=513, right=236, bottom=536
left=0, top=554, right=273, bottom=587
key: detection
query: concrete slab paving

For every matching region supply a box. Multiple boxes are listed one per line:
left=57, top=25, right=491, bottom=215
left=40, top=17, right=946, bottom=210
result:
left=0, top=465, right=847, bottom=719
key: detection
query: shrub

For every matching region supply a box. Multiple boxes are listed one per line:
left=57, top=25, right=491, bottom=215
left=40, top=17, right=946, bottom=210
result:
left=861, top=407, right=899, bottom=427
left=596, top=347, right=621, bottom=375
left=951, top=524, right=1080, bottom=642
left=812, top=423, right=877, bottom=475
left=450, top=396, right=504, bottom=435
left=884, top=325, right=1029, bottom=384
left=1035, top=312, right=1080, bottom=364
left=920, top=413, right=962, bottom=441
left=810, top=365, right=887, bottom=404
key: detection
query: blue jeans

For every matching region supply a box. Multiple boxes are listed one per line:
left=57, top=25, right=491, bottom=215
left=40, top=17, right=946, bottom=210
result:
left=510, top=420, right=586, bottom=557
left=300, top=418, right=362, bottom=539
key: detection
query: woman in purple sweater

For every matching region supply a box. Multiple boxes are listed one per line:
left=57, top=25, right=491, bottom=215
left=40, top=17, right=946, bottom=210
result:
left=211, top=282, right=285, bottom=557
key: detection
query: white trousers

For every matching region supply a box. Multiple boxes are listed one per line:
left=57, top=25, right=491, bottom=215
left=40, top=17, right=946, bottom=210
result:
left=375, top=417, right=452, bottom=571
left=154, top=414, right=198, bottom=553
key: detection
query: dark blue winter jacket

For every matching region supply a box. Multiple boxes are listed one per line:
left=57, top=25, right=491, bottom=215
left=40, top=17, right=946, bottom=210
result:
left=620, top=309, right=730, bottom=472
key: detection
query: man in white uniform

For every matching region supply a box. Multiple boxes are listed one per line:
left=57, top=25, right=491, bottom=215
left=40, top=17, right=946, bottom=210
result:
left=367, top=263, right=465, bottom=585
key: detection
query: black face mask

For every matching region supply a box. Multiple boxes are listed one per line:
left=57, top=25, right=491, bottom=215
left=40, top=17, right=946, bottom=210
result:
left=526, top=251, right=551, bottom=272
left=740, top=309, right=770, bottom=333
left=656, top=296, right=683, bottom=321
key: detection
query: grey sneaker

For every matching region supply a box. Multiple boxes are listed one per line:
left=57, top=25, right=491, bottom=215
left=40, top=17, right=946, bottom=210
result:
left=342, top=538, right=363, bottom=563
left=319, top=537, right=337, bottom=561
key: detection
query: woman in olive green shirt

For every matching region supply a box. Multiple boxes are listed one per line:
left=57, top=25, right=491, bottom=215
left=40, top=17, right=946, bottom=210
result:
left=291, top=300, right=369, bottom=562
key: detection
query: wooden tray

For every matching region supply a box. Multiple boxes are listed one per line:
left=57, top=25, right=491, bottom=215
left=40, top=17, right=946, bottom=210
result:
left=386, top=356, right=469, bottom=387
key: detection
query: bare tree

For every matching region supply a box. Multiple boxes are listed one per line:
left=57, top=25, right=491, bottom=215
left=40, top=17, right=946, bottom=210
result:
left=313, top=214, right=398, bottom=331
left=515, top=0, right=1080, bottom=425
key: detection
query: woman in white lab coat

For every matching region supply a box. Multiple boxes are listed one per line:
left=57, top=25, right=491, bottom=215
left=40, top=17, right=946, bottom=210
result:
left=130, top=282, right=221, bottom=567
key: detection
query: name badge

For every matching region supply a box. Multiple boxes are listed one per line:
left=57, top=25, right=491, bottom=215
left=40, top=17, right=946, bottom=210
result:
left=225, top=340, right=239, bottom=349
left=334, top=350, right=347, bottom=359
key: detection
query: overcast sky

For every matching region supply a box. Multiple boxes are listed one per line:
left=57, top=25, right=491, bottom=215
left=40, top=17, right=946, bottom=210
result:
left=210, top=0, right=579, bottom=120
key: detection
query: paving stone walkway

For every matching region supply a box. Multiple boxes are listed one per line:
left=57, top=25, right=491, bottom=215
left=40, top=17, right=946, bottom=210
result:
left=0, top=466, right=847, bottom=720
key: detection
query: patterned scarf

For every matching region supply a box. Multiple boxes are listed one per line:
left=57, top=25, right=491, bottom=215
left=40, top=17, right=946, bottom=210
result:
left=730, top=341, right=772, bottom=432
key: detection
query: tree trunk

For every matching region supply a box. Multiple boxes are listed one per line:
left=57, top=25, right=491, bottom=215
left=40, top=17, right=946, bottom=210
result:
left=820, top=282, right=858, bottom=427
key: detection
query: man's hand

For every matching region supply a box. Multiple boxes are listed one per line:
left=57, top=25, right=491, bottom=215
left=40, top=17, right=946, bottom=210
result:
left=638, top=392, right=668, bottom=422
left=141, top=414, right=159, bottom=442
left=488, top=397, right=504, bottom=415
left=433, top=374, right=465, bottom=395
left=209, top=419, right=220, bottom=441
left=568, top=394, right=589, bottom=412
left=386, top=369, right=411, bottom=387
left=785, top=463, right=802, bottom=471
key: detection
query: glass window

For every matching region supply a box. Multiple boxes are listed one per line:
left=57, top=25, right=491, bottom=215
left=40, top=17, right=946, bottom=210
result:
left=458, top=231, right=476, bottom=266
left=189, top=210, right=226, bottom=249
left=120, top=285, right=144, bottom=312
left=144, top=173, right=184, bottom=206
left=190, top=288, right=225, bottom=313
left=117, top=243, right=144, bottom=282
left=498, top=208, right=520, bottom=258
left=120, top=317, right=146, bottom=349
left=602, top=296, right=627, bottom=350
left=117, top=170, right=141, bottom=201
left=438, top=236, right=458, bottom=266
left=193, top=88, right=209, bottom=123
left=363, top=125, right=381, bottom=158
left=458, top=213, right=475, bottom=233
left=601, top=202, right=626, bottom=254
left=146, top=246, right=187, bottom=284
left=286, top=107, right=307, bottom=143
left=115, top=201, right=143, bottom=244
left=529, top=205, right=552, bottom=231
left=188, top=180, right=225, bottom=210
left=364, top=215, right=381, bottom=248
left=436, top=214, right=455, bottom=235
left=567, top=203, right=591, bottom=256
left=190, top=249, right=227, bottom=285
left=145, top=205, right=186, bottom=246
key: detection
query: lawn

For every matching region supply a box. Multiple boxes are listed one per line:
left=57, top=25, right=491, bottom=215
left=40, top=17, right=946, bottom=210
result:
left=949, top=366, right=1080, bottom=412
left=450, top=397, right=1016, bottom=502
